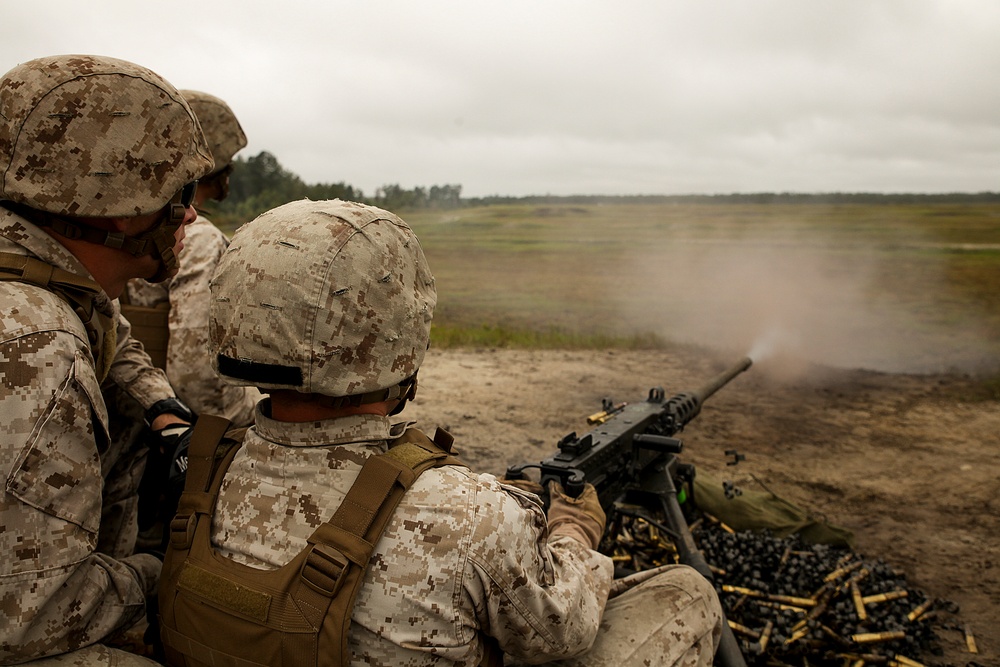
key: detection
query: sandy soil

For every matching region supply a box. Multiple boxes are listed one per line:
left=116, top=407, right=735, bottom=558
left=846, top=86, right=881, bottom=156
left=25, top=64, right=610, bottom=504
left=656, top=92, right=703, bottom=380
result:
left=405, top=346, right=999, bottom=666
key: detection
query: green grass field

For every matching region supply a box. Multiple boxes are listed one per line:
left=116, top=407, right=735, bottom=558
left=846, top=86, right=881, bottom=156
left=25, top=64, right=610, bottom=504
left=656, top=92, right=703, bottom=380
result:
left=401, top=201, right=1000, bottom=375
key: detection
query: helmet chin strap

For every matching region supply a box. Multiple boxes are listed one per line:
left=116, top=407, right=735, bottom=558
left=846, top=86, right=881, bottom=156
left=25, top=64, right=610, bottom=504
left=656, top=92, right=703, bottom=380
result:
left=388, top=375, right=418, bottom=416
left=140, top=198, right=187, bottom=283
left=9, top=188, right=190, bottom=284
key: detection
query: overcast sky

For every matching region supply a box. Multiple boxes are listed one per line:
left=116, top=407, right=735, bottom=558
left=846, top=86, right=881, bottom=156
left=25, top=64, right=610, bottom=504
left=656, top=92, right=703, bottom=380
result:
left=4, top=1, right=999, bottom=198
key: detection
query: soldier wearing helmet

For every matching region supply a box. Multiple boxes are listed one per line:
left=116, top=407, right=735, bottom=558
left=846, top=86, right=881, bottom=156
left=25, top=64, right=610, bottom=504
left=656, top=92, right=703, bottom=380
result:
left=156, top=199, right=723, bottom=667
left=120, top=89, right=260, bottom=424
left=0, top=54, right=213, bottom=665
left=113, top=90, right=261, bottom=552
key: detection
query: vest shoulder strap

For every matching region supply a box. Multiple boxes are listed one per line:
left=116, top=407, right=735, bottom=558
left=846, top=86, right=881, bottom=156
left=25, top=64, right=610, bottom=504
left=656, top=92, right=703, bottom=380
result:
left=160, top=423, right=470, bottom=667
left=0, top=251, right=114, bottom=379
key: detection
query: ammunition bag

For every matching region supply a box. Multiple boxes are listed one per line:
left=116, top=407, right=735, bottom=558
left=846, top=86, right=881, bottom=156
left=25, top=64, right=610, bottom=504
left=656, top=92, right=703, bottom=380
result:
left=158, top=415, right=472, bottom=667
left=0, top=251, right=115, bottom=381
left=119, top=289, right=170, bottom=370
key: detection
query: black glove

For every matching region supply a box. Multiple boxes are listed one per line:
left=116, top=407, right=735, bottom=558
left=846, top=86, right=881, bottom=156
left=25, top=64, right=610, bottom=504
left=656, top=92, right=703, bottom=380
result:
left=145, top=397, right=195, bottom=491
left=138, top=399, right=195, bottom=550
left=150, top=421, right=193, bottom=491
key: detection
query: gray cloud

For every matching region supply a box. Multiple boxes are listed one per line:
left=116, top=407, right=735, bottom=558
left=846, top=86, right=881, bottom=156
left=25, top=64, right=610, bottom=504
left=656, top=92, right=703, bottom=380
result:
left=4, top=0, right=999, bottom=196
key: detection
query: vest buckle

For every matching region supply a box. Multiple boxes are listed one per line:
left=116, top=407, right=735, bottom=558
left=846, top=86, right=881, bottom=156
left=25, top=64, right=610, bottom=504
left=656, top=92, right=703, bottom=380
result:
left=300, top=543, right=349, bottom=597
left=169, top=513, right=197, bottom=550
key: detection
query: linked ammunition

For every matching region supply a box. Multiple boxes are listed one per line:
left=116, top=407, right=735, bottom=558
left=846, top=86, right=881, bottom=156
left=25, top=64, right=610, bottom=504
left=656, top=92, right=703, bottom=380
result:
left=851, top=580, right=868, bottom=620
left=784, top=626, right=809, bottom=645
left=964, top=624, right=978, bottom=654
left=757, top=620, right=773, bottom=653
left=767, top=593, right=817, bottom=608
left=755, top=600, right=807, bottom=614
left=607, top=504, right=962, bottom=664
left=726, top=619, right=758, bottom=639
left=586, top=402, right=626, bottom=425
left=862, top=590, right=908, bottom=605
left=702, top=512, right=735, bottom=533
left=906, top=598, right=933, bottom=622
left=838, top=567, right=870, bottom=594
left=851, top=631, right=906, bottom=644
left=824, top=560, right=864, bottom=582
left=721, top=585, right=816, bottom=608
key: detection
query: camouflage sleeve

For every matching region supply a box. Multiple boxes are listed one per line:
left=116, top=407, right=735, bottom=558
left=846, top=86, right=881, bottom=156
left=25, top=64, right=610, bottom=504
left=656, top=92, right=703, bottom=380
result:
left=465, top=477, right=614, bottom=663
left=164, top=219, right=259, bottom=424
left=106, top=308, right=176, bottom=412
left=0, top=325, right=156, bottom=662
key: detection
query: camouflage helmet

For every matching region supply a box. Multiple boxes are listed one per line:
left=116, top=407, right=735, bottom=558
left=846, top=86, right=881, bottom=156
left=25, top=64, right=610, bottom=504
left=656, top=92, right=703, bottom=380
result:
left=179, top=90, right=246, bottom=175
left=0, top=54, right=213, bottom=217
left=210, top=199, right=437, bottom=401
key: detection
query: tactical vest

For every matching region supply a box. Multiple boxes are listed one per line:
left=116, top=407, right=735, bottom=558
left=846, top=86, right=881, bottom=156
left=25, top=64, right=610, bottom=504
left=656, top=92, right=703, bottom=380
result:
left=118, top=288, right=170, bottom=370
left=158, top=415, right=502, bottom=667
left=0, top=251, right=116, bottom=381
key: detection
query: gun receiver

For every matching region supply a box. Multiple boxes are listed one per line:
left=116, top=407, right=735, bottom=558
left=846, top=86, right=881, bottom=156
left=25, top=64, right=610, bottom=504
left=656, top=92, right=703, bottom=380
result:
left=506, top=356, right=751, bottom=505
left=506, top=356, right=752, bottom=667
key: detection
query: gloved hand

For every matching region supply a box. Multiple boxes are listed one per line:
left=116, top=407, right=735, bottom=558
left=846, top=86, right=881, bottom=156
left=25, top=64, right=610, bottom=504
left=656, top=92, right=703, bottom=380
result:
left=546, top=481, right=606, bottom=550
left=151, top=421, right=193, bottom=492
left=144, top=398, right=195, bottom=492
left=500, top=477, right=545, bottom=497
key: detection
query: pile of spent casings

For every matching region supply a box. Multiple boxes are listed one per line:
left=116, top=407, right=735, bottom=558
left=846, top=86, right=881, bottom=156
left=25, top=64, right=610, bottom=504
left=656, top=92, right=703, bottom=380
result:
left=601, top=513, right=975, bottom=667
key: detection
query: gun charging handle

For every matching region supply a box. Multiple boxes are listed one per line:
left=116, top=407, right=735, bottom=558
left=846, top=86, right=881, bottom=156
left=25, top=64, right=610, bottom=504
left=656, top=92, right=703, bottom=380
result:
left=504, top=462, right=587, bottom=499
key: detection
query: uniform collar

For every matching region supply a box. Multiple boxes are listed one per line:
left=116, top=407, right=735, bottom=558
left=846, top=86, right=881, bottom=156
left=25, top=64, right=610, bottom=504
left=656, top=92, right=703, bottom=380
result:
left=252, top=402, right=400, bottom=448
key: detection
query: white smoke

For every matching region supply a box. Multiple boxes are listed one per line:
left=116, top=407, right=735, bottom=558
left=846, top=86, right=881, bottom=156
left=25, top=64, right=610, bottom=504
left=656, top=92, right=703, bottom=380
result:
left=609, top=230, right=998, bottom=377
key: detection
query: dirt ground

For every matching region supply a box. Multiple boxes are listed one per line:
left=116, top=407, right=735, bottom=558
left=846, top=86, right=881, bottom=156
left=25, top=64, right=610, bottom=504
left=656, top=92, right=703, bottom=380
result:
left=405, top=345, right=999, bottom=666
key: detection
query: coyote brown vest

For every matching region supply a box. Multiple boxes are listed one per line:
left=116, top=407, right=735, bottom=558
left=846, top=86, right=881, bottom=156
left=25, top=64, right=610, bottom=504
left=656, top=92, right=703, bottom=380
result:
left=0, top=251, right=116, bottom=381
left=118, top=288, right=170, bottom=370
left=158, top=414, right=501, bottom=667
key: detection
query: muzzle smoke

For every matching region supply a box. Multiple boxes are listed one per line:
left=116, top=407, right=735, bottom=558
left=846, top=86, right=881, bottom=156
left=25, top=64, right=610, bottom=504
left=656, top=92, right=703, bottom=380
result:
left=612, top=231, right=997, bottom=379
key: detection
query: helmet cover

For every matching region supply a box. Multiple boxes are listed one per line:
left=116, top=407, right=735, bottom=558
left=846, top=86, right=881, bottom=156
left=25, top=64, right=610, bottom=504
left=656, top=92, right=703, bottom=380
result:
left=0, top=54, right=213, bottom=217
left=179, top=89, right=247, bottom=174
left=210, top=199, right=436, bottom=398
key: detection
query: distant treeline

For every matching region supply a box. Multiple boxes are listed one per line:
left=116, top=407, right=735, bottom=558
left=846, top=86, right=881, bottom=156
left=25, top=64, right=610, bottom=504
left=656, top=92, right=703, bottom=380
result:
left=213, top=151, right=461, bottom=230
left=211, top=150, right=1000, bottom=230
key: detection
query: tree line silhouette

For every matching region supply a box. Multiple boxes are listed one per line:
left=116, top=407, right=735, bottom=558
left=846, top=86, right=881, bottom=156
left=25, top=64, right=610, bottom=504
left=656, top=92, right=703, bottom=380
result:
left=210, top=150, right=1000, bottom=230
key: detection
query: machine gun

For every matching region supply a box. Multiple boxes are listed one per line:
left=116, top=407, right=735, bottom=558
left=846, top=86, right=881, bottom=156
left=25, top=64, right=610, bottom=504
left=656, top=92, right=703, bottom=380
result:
left=506, top=356, right=752, bottom=667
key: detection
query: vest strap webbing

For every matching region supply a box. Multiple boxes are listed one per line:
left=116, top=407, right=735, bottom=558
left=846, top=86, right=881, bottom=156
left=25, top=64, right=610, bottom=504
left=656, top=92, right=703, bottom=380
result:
left=0, top=251, right=115, bottom=380
left=159, top=421, right=479, bottom=667
left=119, top=299, right=171, bottom=370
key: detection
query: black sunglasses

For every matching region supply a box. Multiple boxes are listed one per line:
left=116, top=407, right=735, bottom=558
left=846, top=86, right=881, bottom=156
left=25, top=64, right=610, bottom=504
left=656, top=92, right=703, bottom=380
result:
left=178, top=180, right=198, bottom=207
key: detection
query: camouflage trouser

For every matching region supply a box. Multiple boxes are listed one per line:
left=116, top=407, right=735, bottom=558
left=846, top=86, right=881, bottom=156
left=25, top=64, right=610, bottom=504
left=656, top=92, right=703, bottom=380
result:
left=17, top=644, right=161, bottom=666
left=512, top=564, right=723, bottom=667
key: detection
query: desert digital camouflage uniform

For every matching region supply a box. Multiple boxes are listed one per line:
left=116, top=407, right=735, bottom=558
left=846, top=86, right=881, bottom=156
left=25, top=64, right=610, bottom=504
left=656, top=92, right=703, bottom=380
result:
left=123, top=215, right=260, bottom=425
left=0, top=53, right=213, bottom=665
left=210, top=409, right=610, bottom=665
left=210, top=409, right=722, bottom=667
left=0, top=210, right=166, bottom=666
left=190, top=199, right=723, bottom=666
